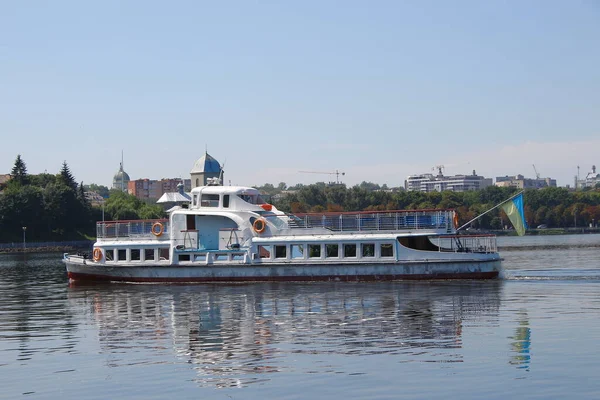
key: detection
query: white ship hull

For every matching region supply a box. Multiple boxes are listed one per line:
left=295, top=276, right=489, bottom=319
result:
left=64, top=256, right=501, bottom=283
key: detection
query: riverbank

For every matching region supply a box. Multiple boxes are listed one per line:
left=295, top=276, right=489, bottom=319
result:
left=473, top=227, right=600, bottom=236
left=0, top=240, right=93, bottom=254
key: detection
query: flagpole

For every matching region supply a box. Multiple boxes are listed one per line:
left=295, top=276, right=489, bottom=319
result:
left=456, top=190, right=525, bottom=231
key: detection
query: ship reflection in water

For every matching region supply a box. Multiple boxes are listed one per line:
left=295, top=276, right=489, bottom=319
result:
left=509, top=310, right=532, bottom=371
left=68, top=282, right=503, bottom=388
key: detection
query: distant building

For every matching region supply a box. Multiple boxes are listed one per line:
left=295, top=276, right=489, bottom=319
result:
left=157, top=182, right=191, bottom=210
left=112, top=162, right=130, bottom=192
left=128, top=178, right=191, bottom=200
left=577, top=165, right=600, bottom=189
left=405, top=170, right=492, bottom=192
left=495, top=174, right=557, bottom=189
left=190, top=152, right=223, bottom=188
left=0, top=173, right=11, bottom=193
left=0, top=174, right=10, bottom=186
left=84, top=191, right=105, bottom=207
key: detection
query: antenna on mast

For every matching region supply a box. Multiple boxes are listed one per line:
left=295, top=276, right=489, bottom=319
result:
left=121, top=150, right=124, bottom=192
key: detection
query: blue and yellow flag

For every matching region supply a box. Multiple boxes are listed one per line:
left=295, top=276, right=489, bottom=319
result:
left=501, top=193, right=527, bottom=236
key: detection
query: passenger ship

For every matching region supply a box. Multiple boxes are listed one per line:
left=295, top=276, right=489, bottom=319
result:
left=63, top=184, right=501, bottom=283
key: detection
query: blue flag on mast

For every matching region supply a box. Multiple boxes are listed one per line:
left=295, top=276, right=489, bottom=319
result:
left=501, top=192, right=527, bottom=236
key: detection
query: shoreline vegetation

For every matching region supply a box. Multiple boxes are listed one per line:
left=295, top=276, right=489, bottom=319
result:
left=0, top=240, right=93, bottom=254
left=2, top=155, right=599, bottom=244
left=0, top=155, right=162, bottom=243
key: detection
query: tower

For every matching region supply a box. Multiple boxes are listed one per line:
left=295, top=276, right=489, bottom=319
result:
left=112, top=152, right=130, bottom=192
left=190, top=151, right=223, bottom=188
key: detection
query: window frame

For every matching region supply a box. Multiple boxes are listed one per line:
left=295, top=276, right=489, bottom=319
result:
left=343, top=243, right=357, bottom=258
left=326, top=244, right=339, bottom=258
left=308, top=244, right=322, bottom=258
left=361, top=243, right=375, bottom=258
left=380, top=243, right=394, bottom=258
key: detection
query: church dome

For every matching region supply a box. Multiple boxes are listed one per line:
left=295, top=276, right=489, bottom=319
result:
left=191, top=152, right=221, bottom=174
left=112, top=163, right=130, bottom=190
left=113, top=169, right=130, bottom=182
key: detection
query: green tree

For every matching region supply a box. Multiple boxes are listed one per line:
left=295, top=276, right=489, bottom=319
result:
left=85, top=183, right=110, bottom=198
left=58, top=161, right=77, bottom=191
left=43, top=182, right=78, bottom=237
left=29, top=172, right=56, bottom=188
left=0, top=185, right=44, bottom=241
left=10, top=154, right=28, bottom=186
left=104, top=190, right=164, bottom=221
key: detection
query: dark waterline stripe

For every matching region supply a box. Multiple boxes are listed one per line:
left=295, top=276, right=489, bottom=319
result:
left=68, top=271, right=499, bottom=283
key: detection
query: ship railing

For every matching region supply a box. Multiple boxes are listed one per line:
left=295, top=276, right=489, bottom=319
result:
left=96, top=219, right=169, bottom=239
left=285, top=210, right=455, bottom=233
left=432, top=234, right=497, bottom=254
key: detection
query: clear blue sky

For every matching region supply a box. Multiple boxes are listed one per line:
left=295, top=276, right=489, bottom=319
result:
left=1, top=1, right=599, bottom=188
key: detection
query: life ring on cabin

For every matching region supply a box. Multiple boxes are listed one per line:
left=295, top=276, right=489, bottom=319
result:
left=151, top=222, right=164, bottom=237
left=253, top=218, right=267, bottom=234
left=453, top=213, right=459, bottom=229
left=92, top=248, right=103, bottom=262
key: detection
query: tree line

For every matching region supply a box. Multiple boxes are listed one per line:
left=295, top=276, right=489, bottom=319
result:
left=267, top=182, right=600, bottom=230
left=0, top=155, right=164, bottom=242
left=2, top=154, right=599, bottom=242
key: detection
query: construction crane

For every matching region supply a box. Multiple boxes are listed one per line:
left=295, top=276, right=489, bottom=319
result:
left=532, top=164, right=540, bottom=179
left=299, top=170, right=346, bottom=184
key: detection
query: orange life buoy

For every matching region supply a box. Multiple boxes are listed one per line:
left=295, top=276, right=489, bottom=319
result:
left=93, top=248, right=103, bottom=262
left=151, top=222, right=164, bottom=237
left=253, top=218, right=266, bottom=234
left=453, top=212, right=459, bottom=229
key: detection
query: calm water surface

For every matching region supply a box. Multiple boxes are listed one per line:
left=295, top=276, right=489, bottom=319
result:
left=1, top=234, right=600, bottom=399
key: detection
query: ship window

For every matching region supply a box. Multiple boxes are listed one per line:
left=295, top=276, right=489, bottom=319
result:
left=238, top=193, right=267, bottom=205
left=291, top=244, right=304, bottom=259
left=160, top=248, right=169, bottom=260
left=192, top=194, right=198, bottom=207
left=258, top=245, right=271, bottom=259
left=201, top=194, right=220, bottom=207
left=144, top=249, right=155, bottom=262
left=131, top=249, right=141, bottom=261
left=179, top=254, right=190, bottom=262
left=380, top=243, right=394, bottom=257
left=344, top=244, right=356, bottom=258
left=118, top=249, right=127, bottom=261
left=362, top=243, right=375, bottom=257
left=326, top=244, right=339, bottom=258
left=105, top=249, right=114, bottom=261
left=309, top=244, right=321, bottom=258
left=223, top=195, right=230, bottom=208
left=275, top=245, right=287, bottom=258
left=186, top=214, right=196, bottom=230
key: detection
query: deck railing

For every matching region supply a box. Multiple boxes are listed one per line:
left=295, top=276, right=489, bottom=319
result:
left=432, top=235, right=497, bottom=254
left=96, top=219, right=169, bottom=239
left=285, top=210, right=455, bottom=233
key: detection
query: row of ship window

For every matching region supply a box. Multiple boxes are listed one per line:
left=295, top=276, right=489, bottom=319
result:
left=257, top=242, right=395, bottom=260
left=103, top=248, right=170, bottom=262
left=101, top=243, right=395, bottom=262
